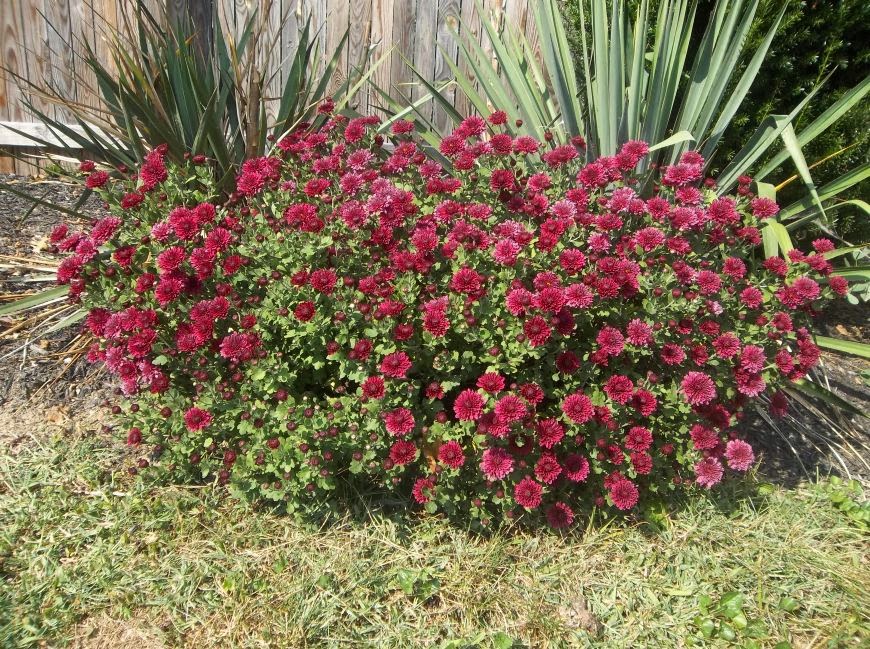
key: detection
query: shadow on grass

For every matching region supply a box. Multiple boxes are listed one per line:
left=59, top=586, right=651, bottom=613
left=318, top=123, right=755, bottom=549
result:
left=0, top=428, right=808, bottom=549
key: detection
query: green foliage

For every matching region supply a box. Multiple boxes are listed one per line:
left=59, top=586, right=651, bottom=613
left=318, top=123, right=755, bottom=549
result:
left=719, top=0, right=870, bottom=246
left=813, top=476, right=870, bottom=530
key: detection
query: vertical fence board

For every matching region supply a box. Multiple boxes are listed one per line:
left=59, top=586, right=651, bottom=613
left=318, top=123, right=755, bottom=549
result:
left=432, top=0, right=461, bottom=132
left=346, top=0, right=372, bottom=113
left=412, top=0, right=437, bottom=120
left=43, top=0, right=75, bottom=123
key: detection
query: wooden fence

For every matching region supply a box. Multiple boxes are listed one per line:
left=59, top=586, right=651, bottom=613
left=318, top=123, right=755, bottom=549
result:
left=0, top=0, right=540, bottom=174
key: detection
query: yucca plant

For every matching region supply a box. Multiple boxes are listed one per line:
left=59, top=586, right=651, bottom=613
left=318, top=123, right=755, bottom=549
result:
left=3, top=0, right=361, bottom=193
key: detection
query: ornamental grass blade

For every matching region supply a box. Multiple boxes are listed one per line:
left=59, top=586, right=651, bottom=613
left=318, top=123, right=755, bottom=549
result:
left=779, top=163, right=870, bottom=221
left=530, top=0, right=583, bottom=139
left=648, top=130, right=695, bottom=152
left=779, top=123, right=827, bottom=224
left=758, top=77, right=870, bottom=180
left=700, top=2, right=786, bottom=162
left=716, top=93, right=819, bottom=193
left=0, top=286, right=69, bottom=317
left=813, top=336, right=870, bottom=360
left=788, top=380, right=867, bottom=419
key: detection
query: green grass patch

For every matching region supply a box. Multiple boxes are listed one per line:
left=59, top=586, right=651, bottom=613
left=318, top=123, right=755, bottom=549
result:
left=1, top=435, right=867, bottom=648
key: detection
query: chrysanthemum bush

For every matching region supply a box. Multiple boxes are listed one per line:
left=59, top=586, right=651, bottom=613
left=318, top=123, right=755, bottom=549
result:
left=54, top=103, right=849, bottom=529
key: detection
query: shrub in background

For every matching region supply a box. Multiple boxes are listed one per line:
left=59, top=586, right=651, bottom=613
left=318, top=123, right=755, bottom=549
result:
left=54, top=106, right=847, bottom=528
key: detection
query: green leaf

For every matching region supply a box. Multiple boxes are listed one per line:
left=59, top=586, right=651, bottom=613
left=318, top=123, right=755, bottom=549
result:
left=786, top=381, right=867, bottom=419
left=813, top=336, right=870, bottom=360
left=0, top=285, right=68, bottom=316
left=778, top=596, right=799, bottom=613
left=779, top=123, right=826, bottom=223
left=648, top=130, right=695, bottom=152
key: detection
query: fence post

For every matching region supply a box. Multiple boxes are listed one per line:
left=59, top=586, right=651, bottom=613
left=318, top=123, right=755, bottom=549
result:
left=166, top=0, right=214, bottom=62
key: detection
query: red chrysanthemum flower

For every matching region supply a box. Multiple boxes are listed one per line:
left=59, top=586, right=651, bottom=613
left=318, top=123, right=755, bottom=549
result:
left=494, top=395, right=527, bottom=423
left=310, top=268, right=338, bottom=295
left=412, top=477, right=435, bottom=504
left=450, top=267, right=484, bottom=294
left=725, top=439, right=755, bottom=471
left=694, top=457, right=724, bottom=488
left=534, top=453, right=562, bottom=484
left=184, top=407, right=212, bottom=432
left=604, top=375, right=634, bottom=405
left=624, top=426, right=653, bottom=452
left=294, top=301, right=316, bottom=322
left=376, top=352, right=412, bottom=379
left=385, top=407, right=415, bottom=436
left=513, top=476, right=543, bottom=509
left=596, top=326, right=625, bottom=356
left=609, top=478, right=639, bottom=510
left=561, top=392, right=594, bottom=424
left=689, top=424, right=719, bottom=450
left=438, top=440, right=465, bottom=469
left=523, top=316, right=552, bottom=347
left=389, top=440, right=417, bottom=465
left=480, top=446, right=514, bottom=480
left=453, top=389, right=485, bottom=421
left=546, top=502, right=575, bottom=529
left=680, top=371, right=716, bottom=406
left=477, top=372, right=505, bottom=394
left=362, top=376, right=385, bottom=399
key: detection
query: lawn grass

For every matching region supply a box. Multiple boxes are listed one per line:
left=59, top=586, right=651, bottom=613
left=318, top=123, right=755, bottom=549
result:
left=0, top=433, right=867, bottom=648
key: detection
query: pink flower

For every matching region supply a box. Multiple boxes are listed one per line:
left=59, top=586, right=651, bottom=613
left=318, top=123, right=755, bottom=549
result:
left=534, top=453, right=562, bottom=484
left=362, top=376, right=385, bottom=399
left=681, top=372, right=717, bottom=406
left=184, top=407, right=212, bottom=431
left=625, top=426, right=653, bottom=452
left=725, top=439, right=755, bottom=471
left=596, top=326, right=625, bottom=356
left=389, top=440, right=417, bottom=465
left=380, top=351, right=412, bottom=378
left=546, top=502, right=575, bottom=529
left=412, top=477, right=435, bottom=504
left=477, top=372, right=505, bottom=394
left=513, top=476, right=543, bottom=509
left=454, top=389, right=485, bottom=421
left=480, top=447, right=514, bottom=480
left=438, top=441, right=465, bottom=469
left=563, top=454, right=590, bottom=482
left=689, top=424, right=719, bottom=450
left=604, top=375, right=634, bottom=405
left=694, top=457, right=724, bottom=488
left=536, top=418, right=565, bottom=449
left=523, top=316, right=552, bottom=347
left=561, top=392, right=594, bottom=424
left=609, top=478, right=639, bottom=510
left=385, top=408, right=415, bottom=436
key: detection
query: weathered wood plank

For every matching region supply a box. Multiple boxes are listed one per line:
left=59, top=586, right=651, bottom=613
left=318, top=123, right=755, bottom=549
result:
left=385, top=0, right=415, bottom=110
left=412, top=0, right=437, bottom=119
left=432, top=0, right=461, bottom=132
left=369, top=0, right=394, bottom=114
left=345, top=0, right=372, bottom=113
left=43, top=0, right=76, bottom=122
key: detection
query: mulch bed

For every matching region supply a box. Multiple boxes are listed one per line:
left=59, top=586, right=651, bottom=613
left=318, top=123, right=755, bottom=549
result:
left=1, top=173, right=868, bottom=486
